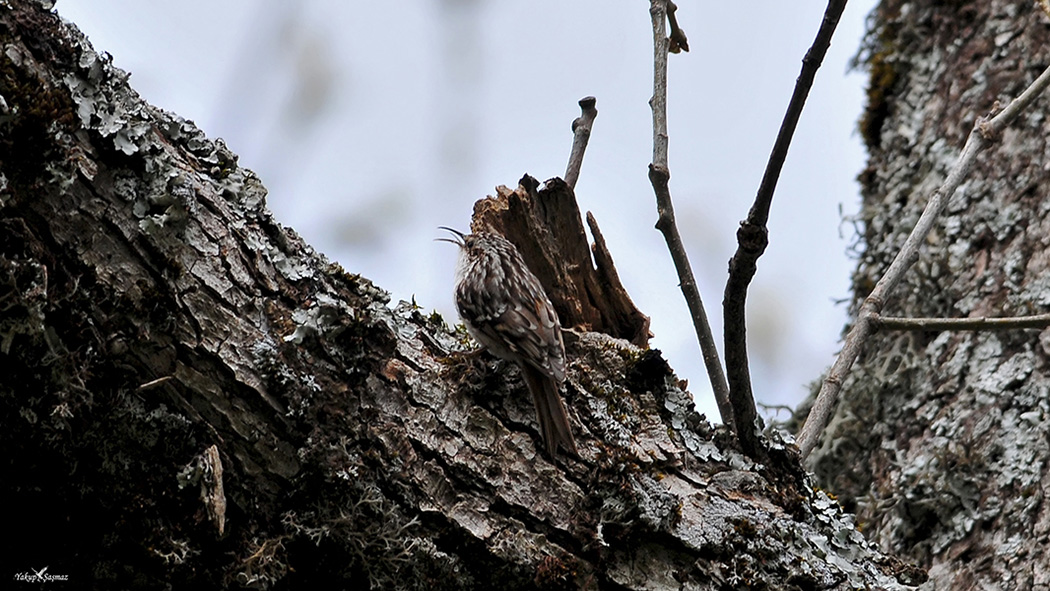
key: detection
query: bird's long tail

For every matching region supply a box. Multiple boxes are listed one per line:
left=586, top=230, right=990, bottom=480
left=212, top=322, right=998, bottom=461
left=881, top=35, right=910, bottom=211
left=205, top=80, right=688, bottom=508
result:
left=520, top=364, right=578, bottom=458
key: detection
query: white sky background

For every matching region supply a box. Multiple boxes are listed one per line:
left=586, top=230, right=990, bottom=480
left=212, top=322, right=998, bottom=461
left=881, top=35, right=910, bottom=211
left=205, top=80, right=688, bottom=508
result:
left=58, top=0, right=877, bottom=423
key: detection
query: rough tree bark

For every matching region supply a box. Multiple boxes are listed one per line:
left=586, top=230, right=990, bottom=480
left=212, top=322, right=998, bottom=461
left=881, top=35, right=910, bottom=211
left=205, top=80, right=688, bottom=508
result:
left=1, top=2, right=919, bottom=589
left=802, top=2, right=1050, bottom=589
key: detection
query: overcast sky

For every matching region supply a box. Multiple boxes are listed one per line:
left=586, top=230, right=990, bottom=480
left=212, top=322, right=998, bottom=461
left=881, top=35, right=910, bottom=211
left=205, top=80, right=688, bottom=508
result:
left=58, top=0, right=878, bottom=423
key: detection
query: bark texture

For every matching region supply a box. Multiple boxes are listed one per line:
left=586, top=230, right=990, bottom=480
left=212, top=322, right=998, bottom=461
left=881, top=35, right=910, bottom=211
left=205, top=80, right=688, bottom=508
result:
left=804, top=2, right=1050, bottom=589
left=1, top=2, right=918, bottom=589
left=470, top=176, right=652, bottom=349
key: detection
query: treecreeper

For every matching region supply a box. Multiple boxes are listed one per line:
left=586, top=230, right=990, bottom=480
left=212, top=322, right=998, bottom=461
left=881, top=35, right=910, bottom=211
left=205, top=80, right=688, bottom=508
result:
left=439, top=227, right=579, bottom=458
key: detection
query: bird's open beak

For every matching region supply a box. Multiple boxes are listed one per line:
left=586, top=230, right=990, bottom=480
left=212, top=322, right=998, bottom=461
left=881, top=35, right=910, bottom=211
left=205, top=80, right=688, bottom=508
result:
left=435, top=226, right=466, bottom=246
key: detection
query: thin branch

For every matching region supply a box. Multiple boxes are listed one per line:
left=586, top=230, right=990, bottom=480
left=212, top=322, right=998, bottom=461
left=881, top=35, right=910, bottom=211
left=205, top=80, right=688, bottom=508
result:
left=650, top=0, right=669, bottom=170
left=797, top=62, right=1050, bottom=459
left=647, top=0, right=733, bottom=432
left=874, top=313, right=1050, bottom=331
left=749, top=0, right=848, bottom=227
left=564, top=96, right=598, bottom=189
left=723, top=0, right=848, bottom=460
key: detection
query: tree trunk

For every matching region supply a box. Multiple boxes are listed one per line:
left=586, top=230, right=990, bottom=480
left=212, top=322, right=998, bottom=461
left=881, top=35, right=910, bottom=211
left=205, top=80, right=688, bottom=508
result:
left=804, top=2, right=1050, bottom=589
left=1, top=2, right=917, bottom=589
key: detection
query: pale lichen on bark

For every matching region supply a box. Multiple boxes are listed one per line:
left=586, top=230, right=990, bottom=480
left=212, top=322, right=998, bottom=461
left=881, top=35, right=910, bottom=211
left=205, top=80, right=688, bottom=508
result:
left=804, top=2, right=1050, bottom=589
left=1, top=1, right=924, bottom=588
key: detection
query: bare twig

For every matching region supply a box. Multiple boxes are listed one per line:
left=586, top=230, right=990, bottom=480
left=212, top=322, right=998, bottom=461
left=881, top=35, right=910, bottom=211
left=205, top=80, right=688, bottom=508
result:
left=723, top=0, right=847, bottom=460
left=874, top=313, right=1050, bottom=331
left=648, top=0, right=733, bottom=431
left=565, top=96, right=598, bottom=189
left=797, top=62, right=1050, bottom=459
left=750, top=0, right=847, bottom=227
left=137, top=375, right=174, bottom=391
left=757, top=401, right=798, bottom=428
left=666, top=1, right=689, bottom=54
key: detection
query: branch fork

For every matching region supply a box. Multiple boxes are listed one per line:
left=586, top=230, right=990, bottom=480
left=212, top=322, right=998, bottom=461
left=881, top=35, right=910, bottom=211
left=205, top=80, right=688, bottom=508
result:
left=797, top=62, right=1050, bottom=458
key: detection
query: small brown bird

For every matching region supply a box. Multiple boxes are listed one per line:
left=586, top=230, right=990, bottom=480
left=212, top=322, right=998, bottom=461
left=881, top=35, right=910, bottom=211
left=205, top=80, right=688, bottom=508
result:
left=439, top=227, right=578, bottom=458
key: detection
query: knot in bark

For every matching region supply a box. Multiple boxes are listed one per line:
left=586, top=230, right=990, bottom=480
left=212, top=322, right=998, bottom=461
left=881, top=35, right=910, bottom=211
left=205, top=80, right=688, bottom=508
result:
left=736, top=221, right=768, bottom=257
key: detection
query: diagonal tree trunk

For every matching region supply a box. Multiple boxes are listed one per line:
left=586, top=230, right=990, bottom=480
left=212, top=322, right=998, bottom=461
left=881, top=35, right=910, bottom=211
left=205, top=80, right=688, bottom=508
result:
left=803, top=2, right=1050, bottom=589
left=1, top=1, right=919, bottom=588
